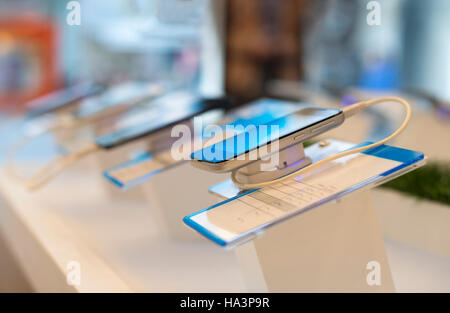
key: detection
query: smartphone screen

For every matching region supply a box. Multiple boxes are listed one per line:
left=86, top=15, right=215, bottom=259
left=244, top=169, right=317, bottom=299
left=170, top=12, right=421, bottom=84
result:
left=94, top=96, right=223, bottom=150
left=191, top=107, right=342, bottom=163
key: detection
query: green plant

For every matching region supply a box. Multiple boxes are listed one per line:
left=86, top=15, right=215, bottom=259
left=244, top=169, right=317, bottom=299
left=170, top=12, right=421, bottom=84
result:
left=380, top=161, right=450, bottom=206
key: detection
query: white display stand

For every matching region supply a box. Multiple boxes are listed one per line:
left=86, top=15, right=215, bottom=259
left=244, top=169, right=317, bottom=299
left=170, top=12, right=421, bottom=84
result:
left=201, top=139, right=426, bottom=292
left=232, top=190, right=395, bottom=292
left=140, top=161, right=229, bottom=240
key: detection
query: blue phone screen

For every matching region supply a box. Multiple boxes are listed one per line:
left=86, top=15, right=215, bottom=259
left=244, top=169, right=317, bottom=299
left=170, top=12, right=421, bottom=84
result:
left=191, top=107, right=342, bottom=163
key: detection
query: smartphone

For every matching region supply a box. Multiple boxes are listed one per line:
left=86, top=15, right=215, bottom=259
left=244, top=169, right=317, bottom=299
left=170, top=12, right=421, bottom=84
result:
left=94, top=95, right=229, bottom=150
left=72, top=82, right=163, bottom=120
left=25, top=83, right=103, bottom=119
left=190, top=106, right=345, bottom=172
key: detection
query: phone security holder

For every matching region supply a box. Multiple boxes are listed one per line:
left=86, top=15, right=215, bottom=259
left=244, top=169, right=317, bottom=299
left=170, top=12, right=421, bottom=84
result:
left=231, top=141, right=312, bottom=187
left=202, top=139, right=421, bottom=292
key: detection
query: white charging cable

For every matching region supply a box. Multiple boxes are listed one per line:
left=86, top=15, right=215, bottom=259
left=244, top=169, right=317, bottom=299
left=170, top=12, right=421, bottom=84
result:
left=231, top=97, right=412, bottom=190
left=25, top=143, right=99, bottom=191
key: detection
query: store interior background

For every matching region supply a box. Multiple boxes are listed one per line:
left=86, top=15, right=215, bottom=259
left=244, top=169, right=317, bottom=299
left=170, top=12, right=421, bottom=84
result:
left=0, top=0, right=449, bottom=292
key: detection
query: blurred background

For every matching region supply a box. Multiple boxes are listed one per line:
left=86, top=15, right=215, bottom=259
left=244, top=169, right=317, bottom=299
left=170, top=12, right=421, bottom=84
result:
left=1, top=0, right=449, bottom=109
left=0, top=0, right=449, bottom=292
left=0, top=0, right=206, bottom=110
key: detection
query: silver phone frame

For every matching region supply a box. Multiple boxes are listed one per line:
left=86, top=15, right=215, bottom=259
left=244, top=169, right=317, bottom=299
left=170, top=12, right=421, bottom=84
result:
left=191, top=109, right=345, bottom=173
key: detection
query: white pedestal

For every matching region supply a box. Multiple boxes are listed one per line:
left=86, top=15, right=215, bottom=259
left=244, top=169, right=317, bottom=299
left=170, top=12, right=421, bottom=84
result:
left=92, top=140, right=150, bottom=200
left=141, top=162, right=229, bottom=240
left=233, top=190, right=395, bottom=292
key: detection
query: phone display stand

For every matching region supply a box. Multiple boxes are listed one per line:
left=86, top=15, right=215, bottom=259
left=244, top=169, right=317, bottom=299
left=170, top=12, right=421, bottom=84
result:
left=232, top=142, right=312, bottom=185
left=208, top=139, right=400, bottom=292
left=92, top=131, right=150, bottom=200
left=232, top=190, right=395, bottom=292
left=95, top=109, right=220, bottom=201
left=140, top=161, right=230, bottom=240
